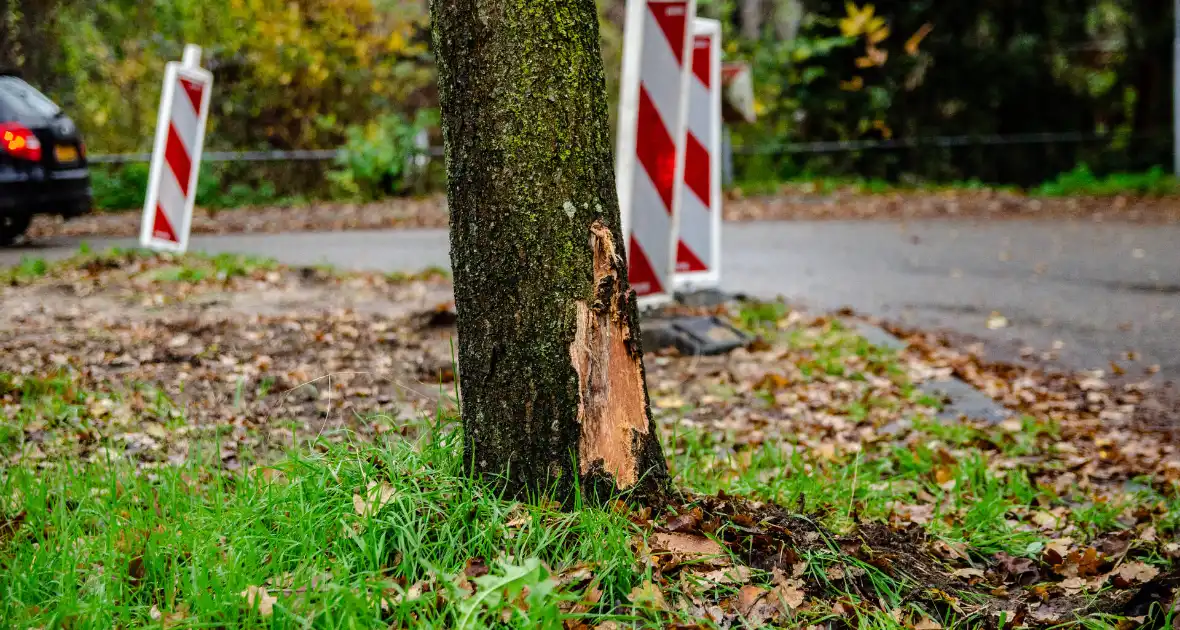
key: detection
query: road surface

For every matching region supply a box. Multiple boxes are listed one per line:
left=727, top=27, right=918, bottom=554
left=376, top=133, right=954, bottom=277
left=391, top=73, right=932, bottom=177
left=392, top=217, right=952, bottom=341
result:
left=4, top=220, right=1178, bottom=379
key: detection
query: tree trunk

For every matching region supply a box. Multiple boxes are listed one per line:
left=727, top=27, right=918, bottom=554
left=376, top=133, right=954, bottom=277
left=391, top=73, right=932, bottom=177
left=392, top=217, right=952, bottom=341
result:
left=740, top=0, right=764, bottom=40
left=431, top=0, right=669, bottom=504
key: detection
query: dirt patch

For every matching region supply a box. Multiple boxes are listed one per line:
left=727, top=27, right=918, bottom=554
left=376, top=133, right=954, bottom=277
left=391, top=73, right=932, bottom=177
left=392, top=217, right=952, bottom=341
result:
left=726, top=189, right=1180, bottom=224
left=28, top=196, right=451, bottom=239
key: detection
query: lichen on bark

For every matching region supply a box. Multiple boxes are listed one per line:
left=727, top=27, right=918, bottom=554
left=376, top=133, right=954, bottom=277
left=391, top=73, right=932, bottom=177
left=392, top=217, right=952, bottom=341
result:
left=431, top=0, right=668, bottom=503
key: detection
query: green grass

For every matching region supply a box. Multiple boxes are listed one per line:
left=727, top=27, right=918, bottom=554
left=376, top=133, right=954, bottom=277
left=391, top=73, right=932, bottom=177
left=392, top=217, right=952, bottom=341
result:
left=0, top=255, right=50, bottom=284
left=0, top=416, right=671, bottom=629
left=732, top=174, right=1011, bottom=197
left=1031, top=164, right=1180, bottom=197
left=149, top=252, right=279, bottom=284
left=733, top=164, right=1180, bottom=199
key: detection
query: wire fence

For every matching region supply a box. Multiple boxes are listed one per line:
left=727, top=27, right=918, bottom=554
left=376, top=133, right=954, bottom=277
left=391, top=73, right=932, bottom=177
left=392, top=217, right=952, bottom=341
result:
left=86, top=130, right=1149, bottom=165
left=88, top=147, right=446, bottom=165
left=732, top=131, right=1156, bottom=155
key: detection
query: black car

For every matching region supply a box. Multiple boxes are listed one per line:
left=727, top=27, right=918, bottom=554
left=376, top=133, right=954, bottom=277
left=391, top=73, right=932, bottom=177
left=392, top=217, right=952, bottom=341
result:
left=0, top=73, right=91, bottom=245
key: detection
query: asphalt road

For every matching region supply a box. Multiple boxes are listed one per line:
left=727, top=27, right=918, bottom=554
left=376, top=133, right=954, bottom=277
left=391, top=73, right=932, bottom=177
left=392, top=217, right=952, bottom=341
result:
left=5, top=220, right=1178, bottom=379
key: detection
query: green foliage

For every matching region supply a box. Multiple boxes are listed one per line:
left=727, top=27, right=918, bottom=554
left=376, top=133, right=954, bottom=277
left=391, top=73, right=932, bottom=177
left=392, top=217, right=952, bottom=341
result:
left=92, top=164, right=293, bottom=211
left=736, top=299, right=788, bottom=332
left=328, top=109, right=438, bottom=201
left=90, top=164, right=151, bottom=211
left=1, top=256, right=49, bottom=284
left=39, top=0, right=433, bottom=157
left=1032, top=164, right=1180, bottom=197
left=455, top=558, right=560, bottom=629
left=720, top=0, right=1174, bottom=185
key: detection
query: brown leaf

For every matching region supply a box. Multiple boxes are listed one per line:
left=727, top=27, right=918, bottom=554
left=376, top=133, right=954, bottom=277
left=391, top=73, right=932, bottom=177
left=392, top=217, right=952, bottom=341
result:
left=736, top=584, right=767, bottom=616
left=241, top=585, right=278, bottom=617
left=464, top=556, right=490, bottom=579
left=628, top=580, right=667, bottom=610
left=128, top=555, right=146, bottom=586
left=734, top=584, right=779, bottom=624
left=950, top=567, right=984, bottom=580
left=689, top=565, right=752, bottom=586
left=1059, top=576, right=1086, bottom=595
left=931, top=540, right=969, bottom=561
left=0, top=511, right=26, bottom=546
left=666, top=507, right=703, bottom=533
left=352, top=480, right=395, bottom=517
left=771, top=578, right=806, bottom=611
left=1060, top=548, right=1104, bottom=578
left=650, top=532, right=726, bottom=563
left=1043, top=538, right=1073, bottom=565
left=1112, top=561, right=1160, bottom=587
left=914, top=616, right=943, bottom=630
left=994, top=552, right=1041, bottom=585
left=754, top=373, right=791, bottom=392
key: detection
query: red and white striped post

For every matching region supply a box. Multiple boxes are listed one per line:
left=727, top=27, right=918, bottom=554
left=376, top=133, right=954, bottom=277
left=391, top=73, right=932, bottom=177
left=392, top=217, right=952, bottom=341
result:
left=616, top=0, right=696, bottom=305
left=673, top=18, right=722, bottom=292
left=140, top=44, right=213, bottom=253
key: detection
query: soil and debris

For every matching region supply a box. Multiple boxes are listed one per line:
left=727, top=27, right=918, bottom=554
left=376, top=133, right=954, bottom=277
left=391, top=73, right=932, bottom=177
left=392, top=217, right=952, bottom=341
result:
left=1, top=250, right=1177, bottom=628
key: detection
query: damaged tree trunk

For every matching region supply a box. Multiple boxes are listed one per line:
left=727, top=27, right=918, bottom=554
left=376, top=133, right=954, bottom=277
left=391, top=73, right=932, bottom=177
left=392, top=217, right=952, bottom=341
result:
left=431, top=0, right=668, bottom=503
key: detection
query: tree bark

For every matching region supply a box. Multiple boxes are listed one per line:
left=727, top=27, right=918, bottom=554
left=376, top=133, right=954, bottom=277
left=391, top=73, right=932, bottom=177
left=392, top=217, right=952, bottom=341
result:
left=431, top=0, right=669, bottom=504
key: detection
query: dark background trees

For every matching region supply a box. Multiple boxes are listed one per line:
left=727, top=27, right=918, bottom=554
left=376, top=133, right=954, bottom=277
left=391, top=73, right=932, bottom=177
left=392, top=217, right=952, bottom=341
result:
left=2, top=0, right=1172, bottom=188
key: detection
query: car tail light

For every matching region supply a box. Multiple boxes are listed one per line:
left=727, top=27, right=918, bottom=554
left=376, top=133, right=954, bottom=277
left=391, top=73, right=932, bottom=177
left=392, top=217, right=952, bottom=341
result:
left=0, top=123, right=42, bottom=162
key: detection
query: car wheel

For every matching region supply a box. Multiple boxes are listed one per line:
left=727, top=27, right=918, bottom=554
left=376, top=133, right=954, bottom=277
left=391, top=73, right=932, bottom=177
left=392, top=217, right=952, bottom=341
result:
left=0, top=214, right=32, bottom=246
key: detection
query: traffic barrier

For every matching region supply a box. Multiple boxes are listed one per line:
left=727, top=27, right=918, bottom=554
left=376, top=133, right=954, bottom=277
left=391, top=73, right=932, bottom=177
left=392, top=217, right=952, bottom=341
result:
left=616, top=0, right=696, bottom=304
left=140, top=45, right=213, bottom=253
left=673, top=18, right=722, bottom=292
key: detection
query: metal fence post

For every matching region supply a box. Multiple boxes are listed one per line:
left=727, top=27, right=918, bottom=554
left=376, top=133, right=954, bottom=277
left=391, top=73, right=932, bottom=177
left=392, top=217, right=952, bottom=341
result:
left=1174, top=0, right=1180, bottom=176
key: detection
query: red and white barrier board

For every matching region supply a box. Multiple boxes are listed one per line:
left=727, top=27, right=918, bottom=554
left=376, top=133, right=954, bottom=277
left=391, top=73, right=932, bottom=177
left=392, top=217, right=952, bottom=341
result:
left=140, top=45, right=212, bottom=253
left=673, top=19, right=722, bottom=291
left=616, top=0, right=696, bottom=304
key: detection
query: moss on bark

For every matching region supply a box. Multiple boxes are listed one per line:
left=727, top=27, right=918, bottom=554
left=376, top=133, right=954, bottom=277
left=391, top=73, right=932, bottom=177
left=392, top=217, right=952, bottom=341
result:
left=432, top=0, right=669, bottom=504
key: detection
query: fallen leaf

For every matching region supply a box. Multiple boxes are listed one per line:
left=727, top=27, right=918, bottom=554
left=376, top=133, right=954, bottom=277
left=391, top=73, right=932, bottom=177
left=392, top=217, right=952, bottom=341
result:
left=914, top=616, right=943, bottom=630
left=1059, top=576, right=1086, bottom=595
left=1059, top=548, right=1104, bottom=578
left=464, top=556, right=490, bottom=579
left=1031, top=511, right=1061, bottom=530
left=352, top=480, right=395, bottom=517
left=1112, top=561, right=1159, bottom=587
left=735, top=584, right=779, bottom=624
left=665, top=507, right=703, bottom=533
left=690, top=565, right=752, bottom=586
left=736, top=584, right=767, bottom=615
left=650, top=532, right=726, bottom=563
left=950, top=567, right=984, bottom=580
left=241, top=585, right=277, bottom=617
left=994, top=552, right=1040, bottom=585
left=1043, top=538, right=1073, bottom=565
left=931, top=540, right=970, bottom=561
left=628, top=580, right=667, bottom=610
left=771, top=578, right=806, bottom=611
left=0, top=511, right=26, bottom=545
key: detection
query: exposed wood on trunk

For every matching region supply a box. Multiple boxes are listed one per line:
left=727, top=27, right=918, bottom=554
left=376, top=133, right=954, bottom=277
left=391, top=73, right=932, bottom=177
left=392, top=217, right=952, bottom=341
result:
left=431, top=0, right=668, bottom=504
left=570, top=221, right=650, bottom=488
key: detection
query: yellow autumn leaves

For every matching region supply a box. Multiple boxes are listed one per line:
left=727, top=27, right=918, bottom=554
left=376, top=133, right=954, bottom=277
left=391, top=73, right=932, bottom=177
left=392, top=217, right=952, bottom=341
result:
left=55, top=0, right=433, bottom=153
left=838, top=2, right=932, bottom=92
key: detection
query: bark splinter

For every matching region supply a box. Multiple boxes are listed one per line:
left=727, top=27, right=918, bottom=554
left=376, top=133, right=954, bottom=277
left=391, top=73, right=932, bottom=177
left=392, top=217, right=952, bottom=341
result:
left=570, top=220, right=649, bottom=489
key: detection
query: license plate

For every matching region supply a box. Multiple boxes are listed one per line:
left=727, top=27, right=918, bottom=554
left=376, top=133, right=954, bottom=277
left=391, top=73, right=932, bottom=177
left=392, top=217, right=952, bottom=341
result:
left=55, top=145, right=78, bottom=163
